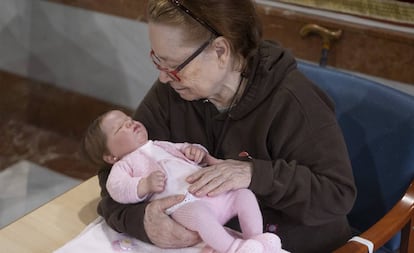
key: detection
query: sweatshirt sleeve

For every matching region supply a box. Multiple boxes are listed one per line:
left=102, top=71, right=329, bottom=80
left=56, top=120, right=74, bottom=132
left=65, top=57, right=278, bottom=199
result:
left=249, top=72, right=357, bottom=226
left=249, top=83, right=356, bottom=226
left=249, top=121, right=356, bottom=225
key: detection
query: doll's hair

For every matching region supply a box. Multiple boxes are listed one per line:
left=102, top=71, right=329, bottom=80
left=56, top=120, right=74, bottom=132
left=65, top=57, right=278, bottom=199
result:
left=80, top=111, right=111, bottom=168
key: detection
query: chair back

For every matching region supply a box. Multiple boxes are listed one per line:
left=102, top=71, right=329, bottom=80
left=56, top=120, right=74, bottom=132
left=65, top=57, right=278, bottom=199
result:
left=298, top=61, right=414, bottom=251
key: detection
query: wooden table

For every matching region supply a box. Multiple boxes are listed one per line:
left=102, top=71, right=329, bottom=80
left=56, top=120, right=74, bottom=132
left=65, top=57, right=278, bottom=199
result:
left=0, top=176, right=100, bottom=253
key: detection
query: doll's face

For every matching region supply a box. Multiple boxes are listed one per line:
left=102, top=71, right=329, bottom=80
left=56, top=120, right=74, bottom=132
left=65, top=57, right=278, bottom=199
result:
left=100, top=110, right=148, bottom=159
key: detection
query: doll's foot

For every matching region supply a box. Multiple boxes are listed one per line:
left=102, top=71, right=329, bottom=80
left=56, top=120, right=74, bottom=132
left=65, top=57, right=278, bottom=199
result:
left=252, top=233, right=282, bottom=252
left=227, top=239, right=264, bottom=253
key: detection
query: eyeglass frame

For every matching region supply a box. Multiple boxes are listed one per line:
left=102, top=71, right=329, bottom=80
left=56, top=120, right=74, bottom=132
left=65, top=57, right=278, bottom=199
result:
left=150, top=37, right=213, bottom=82
left=149, top=0, right=222, bottom=82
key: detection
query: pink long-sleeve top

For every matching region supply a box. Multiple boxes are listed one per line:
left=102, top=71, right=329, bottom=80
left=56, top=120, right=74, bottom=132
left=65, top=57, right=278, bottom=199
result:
left=106, top=140, right=205, bottom=204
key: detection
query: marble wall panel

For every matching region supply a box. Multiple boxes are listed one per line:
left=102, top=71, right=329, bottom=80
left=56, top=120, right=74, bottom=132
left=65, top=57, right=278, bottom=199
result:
left=0, top=0, right=157, bottom=109
left=0, top=0, right=32, bottom=75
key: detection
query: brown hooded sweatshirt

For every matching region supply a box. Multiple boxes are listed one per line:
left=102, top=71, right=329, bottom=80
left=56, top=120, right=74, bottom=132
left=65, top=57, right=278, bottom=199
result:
left=97, top=40, right=356, bottom=253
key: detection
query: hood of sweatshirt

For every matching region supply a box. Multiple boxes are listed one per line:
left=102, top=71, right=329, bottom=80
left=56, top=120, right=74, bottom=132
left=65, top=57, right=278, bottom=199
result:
left=228, top=40, right=297, bottom=120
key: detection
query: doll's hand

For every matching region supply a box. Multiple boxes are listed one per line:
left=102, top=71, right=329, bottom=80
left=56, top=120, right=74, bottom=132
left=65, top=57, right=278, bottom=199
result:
left=138, top=170, right=166, bottom=198
left=184, top=145, right=208, bottom=164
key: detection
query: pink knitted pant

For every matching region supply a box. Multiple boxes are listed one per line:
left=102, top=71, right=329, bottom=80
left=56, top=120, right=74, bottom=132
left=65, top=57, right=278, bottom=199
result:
left=171, top=188, right=262, bottom=253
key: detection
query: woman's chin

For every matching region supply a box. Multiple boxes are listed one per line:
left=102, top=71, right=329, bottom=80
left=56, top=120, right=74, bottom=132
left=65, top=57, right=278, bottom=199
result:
left=177, top=92, right=198, bottom=101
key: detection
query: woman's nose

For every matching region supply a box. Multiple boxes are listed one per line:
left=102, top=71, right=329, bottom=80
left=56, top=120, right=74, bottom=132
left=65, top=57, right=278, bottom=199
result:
left=158, top=71, right=174, bottom=84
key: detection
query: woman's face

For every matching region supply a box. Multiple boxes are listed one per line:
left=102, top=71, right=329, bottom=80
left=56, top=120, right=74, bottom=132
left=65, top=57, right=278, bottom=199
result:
left=148, top=22, right=227, bottom=102
left=100, top=110, right=148, bottom=159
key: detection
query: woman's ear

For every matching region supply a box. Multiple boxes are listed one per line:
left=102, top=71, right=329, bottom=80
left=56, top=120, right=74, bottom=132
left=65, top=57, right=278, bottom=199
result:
left=212, top=37, right=231, bottom=67
left=103, top=154, right=117, bottom=164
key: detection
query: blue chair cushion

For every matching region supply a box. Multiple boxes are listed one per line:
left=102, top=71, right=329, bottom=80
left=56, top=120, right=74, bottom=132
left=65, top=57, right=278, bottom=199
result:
left=298, top=61, right=414, bottom=252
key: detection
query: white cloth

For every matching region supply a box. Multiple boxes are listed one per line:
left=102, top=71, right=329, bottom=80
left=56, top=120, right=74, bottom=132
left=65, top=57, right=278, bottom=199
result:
left=54, top=217, right=291, bottom=253
left=54, top=217, right=204, bottom=253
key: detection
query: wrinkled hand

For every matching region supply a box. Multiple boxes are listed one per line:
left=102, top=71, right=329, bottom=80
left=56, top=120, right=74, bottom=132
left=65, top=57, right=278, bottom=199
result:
left=144, top=195, right=200, bottom=248
left=186, top=159, right=253, bottom=197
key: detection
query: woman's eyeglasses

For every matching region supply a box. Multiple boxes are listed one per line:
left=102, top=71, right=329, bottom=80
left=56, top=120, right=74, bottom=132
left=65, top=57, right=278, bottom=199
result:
left=150, top=38, right=212, bottom=82
left=150, top=0, right=222, bottom=82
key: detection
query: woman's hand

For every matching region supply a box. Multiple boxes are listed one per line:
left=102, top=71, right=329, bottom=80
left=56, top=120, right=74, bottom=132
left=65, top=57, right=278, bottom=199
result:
left=144, top=195, right=200, bottom=248
left=186, top=159, right=253, bottom=197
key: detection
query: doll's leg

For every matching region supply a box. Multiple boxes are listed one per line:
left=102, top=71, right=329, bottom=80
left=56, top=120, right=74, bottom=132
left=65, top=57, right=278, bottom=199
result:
left=232, top=189, right=263, bottom=238
left=232, top=189, right=282, bottom=252
left=172, top=202, right=234, bottom=252
left=172, top=202, right=263, bottom=253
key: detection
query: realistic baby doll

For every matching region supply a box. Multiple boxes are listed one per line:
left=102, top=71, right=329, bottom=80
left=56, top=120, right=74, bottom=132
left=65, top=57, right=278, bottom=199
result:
left=81, top=109, right=282, bottom=253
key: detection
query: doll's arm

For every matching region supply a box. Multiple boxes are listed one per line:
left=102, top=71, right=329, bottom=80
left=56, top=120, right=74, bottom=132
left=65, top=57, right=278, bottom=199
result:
left=107, top=162, right=165, bottom=204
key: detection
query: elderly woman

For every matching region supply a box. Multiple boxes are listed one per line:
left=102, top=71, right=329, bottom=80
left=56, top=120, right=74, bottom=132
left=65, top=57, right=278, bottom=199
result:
left=96, top=1, right=356, bottom=252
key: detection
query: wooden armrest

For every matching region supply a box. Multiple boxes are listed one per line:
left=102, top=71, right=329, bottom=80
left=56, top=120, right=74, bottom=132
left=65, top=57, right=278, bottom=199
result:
left=333, top=179, right=414, bottom=253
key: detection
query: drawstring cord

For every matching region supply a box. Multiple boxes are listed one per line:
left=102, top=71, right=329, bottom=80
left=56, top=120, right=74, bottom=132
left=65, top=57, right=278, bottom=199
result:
left=211, top=74, right=246, bottom=157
